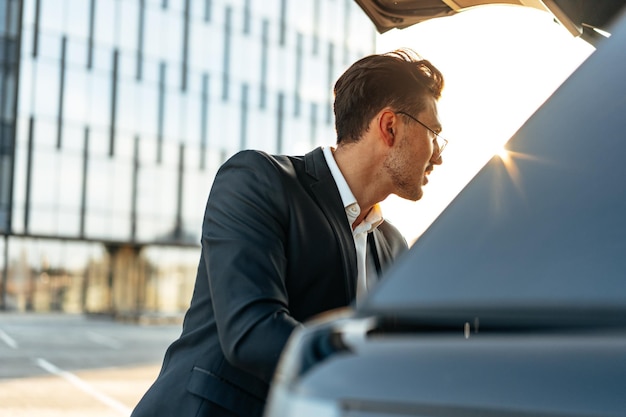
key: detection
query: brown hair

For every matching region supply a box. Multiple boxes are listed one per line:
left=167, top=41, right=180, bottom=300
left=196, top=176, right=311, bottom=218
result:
left=333, top=48, right=444, bottom=144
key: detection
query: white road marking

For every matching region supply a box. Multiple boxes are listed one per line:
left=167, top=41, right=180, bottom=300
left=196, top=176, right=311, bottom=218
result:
left=35, top=358, right=132, bottom=416
left=0, top=329, right=18, bottom=349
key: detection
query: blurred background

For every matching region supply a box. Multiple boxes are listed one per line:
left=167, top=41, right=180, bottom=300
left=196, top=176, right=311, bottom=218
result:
left=0, top=0, right=591, bottom=318
left=1, top=0, right=379, bottom=317
left=0, top=0, right=597, bottom=415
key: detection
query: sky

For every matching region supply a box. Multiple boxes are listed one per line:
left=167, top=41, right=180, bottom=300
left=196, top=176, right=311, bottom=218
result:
left=374, top=5, right=595, bottom=245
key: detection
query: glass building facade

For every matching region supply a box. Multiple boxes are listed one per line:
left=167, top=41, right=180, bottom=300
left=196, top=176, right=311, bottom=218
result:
left=0, top=0, right=376, bottom=316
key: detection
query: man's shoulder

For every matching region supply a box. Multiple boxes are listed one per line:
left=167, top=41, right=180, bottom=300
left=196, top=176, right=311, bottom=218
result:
left=225, top=149, right=303, bottom=168
left=223, top=149, right=326, bottom=178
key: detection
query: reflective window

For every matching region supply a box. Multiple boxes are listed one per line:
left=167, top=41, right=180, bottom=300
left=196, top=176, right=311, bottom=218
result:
left=118, top=0, right=139, bottom=51
left=117, top=78, right=139, bottom=134
left=163, top=87, right=181, bottom=141
left=56, top=151, right=82, bottom=235
left=64, top=66, right=88, bottom=124
left=94, top=0, right=116, bottom=47
left=143, top=6, right=163, bottom=60
left=64, top=0, right=89, bottom=40
left=7, top=0, right=377, bottom=313
left=39, top=0, right=64, bottom=35
left=138, top=85, right=159, bottom=137
left=87, top=72, right=111, bottom=128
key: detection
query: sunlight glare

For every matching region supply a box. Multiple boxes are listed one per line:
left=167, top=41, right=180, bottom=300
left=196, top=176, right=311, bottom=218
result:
left=376, top=5, right=593, bottom=245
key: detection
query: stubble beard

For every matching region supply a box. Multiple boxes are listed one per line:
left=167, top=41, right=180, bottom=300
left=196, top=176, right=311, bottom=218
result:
left=383, top=142, right=424, bottom=202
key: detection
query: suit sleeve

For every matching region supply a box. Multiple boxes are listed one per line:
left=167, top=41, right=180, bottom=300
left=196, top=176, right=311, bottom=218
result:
left=202, top=151, right=302, bottom=383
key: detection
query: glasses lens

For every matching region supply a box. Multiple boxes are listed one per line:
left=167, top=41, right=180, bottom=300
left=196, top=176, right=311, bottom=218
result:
left=435, top=136, right=447, bottom=157
left=438, top=137, right=445, bottom=152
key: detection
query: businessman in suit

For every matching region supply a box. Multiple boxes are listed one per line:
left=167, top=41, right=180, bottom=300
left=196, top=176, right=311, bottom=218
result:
left=131, top=48, right=446, bottom=417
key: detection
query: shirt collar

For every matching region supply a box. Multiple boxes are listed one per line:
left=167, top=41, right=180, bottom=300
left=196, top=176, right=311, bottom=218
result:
left=323, top=146, right=357, bottom=209
left=322, top=146, right=384, bottom=231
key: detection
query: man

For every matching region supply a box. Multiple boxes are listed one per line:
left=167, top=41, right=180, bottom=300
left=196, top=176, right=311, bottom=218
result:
left=131, top=48, right=446, bottom=417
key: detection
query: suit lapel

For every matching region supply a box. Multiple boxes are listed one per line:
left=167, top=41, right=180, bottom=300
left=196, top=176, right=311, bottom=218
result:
left=369, top=229, right=392, bottom=272
left=303, top=148, right=357, bottom=302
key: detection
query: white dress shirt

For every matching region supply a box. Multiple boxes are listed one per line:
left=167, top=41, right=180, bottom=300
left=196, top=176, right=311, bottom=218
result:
left=323, top=146, right=384, bottom=304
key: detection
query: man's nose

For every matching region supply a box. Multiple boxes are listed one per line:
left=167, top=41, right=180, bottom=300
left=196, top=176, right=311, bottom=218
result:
left=431, top=152, right=443, bottom=165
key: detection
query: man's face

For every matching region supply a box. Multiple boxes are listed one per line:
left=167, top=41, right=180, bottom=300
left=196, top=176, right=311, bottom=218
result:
left=384, top=97, right=444, bottom=201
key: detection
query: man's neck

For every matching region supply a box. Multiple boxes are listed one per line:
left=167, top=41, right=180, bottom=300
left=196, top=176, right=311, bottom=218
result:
left=332, top=143, right=388, bottom=213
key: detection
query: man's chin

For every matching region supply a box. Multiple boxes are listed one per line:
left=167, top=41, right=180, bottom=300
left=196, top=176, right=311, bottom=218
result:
left=400, top=187, right=423, bottom=202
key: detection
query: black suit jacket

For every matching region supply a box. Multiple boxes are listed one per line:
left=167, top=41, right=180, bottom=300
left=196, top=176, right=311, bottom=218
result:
left=131, top=147, right=407, bottom=417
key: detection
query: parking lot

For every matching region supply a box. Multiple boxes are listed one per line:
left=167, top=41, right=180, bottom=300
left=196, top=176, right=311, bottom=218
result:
left=0, top=313, right=182, bottom=416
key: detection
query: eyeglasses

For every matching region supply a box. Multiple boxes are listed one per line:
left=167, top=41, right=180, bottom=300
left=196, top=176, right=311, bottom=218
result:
left=396, top=111, right=448, bottom=158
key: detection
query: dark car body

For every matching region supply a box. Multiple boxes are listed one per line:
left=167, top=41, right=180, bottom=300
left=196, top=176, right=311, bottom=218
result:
left=355, top=0, right=625, bottom=45
left=264, top=3, right=626, bottom=417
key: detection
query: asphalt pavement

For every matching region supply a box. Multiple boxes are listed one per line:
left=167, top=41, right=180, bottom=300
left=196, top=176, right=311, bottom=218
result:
left=0, top=313, right=182, bottom=416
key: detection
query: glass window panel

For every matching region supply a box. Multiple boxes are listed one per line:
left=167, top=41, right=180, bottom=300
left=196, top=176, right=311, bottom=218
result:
left=57, top=153, right=82, bottom=235
left=113, top=130, right=135, bottom=162
left=17, top=57, right=33, bottom=114
left=135, top=216, right=156, bottom=241
left=56, top=208, right=80, bottom=236
left=33, top=59, right=62, bottom=116
left=29, top=208, right=56, bottom=234
left=88, top=128, right=109, bottom=160
left=22, top=0, right=36, bottom=26
left=62, top=124, right=84, bottom=154
left=32, top=118, right=56, bottom=149
left=91, top=45, right=113, bottom=73
left=66, top=37, right=88, bottom=67
left=138, top=86, right=158, bottom=136
left=118, top=0, right=139, bottom=51
left=159, top=139, right=179, bottom=167
left=138, top=132, right=157, bottom=164
left=110, top=212, right=130, bottom=240
left=154, top=166, right=177, bottom=236
left=1, top=1, right=19, bottom=36
left=40, top=0, right=64, bottom=34
left=117, top=79, right=138, bottom=133
left=37, top=31, right=61, bottom=61
left=94, top=0, right=116, bottom=47
left=181, top=172, right=205, bottom=240
left=64, top=67, right=88, bottom=123
left=85, top=211, right=109, bottom=238
left=0, top=157, right=10, bottom=231
left=19, top=23, right=33, bottom=53
left=85, top=156, right=113, bottom=220
left=142, top=57, right=161, bottom=85
left=301, top=58, right=326, bottom=102
left=162, top=11, right=182, bottom=63
left=177, top=96, right=189, bottom=140
left=168, top=0, right=184, bottom=13
left=30, top=147, right=58, bottom=211
left=163, top=91, right=180, bottom=141
left=118, top=49, right=136, bottom=80
left=10, top=205, right=24, bottom=233
left=1, top=70, right=16, bottom=119
left=136, top=164, right=157, bottom=217
left=64, top=0, right=90, bottom=40
left=184, top=94, right=201, bottom=146
left=185, top=68, right=201, bottom=94
left=144, top=7, right=163, bottom=60
left=190, top=0, right=206, bottom=24
left=189, top=25, right=209, bottom=73
left=10, top=122, right=29, bottom=233
left=111, top=158, right=132, bottom=217
left=87, top=73, right=111, bottom=128
left=247, top=110, right=274, bottom=151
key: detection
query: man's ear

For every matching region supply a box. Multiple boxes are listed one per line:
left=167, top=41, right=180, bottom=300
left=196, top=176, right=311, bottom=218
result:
left=378, top=109, right=396, bottom=147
